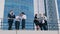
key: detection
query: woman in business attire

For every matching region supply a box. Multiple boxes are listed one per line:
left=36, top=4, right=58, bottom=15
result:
left=34, top=14, right=39, bottom=30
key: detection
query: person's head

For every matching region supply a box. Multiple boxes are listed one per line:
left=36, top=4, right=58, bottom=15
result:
left=21, top=12, right=25, bottom=15
left=10, top=10, right=13, bottom=15
left=35, top=14, right=37, bottom=16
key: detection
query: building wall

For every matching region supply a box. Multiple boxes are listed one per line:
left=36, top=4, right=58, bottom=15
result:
left=57, top=0, right=60, bottom=30
left=2, top=0, right=45, bottom=30
left=46, top=0, right=59, bottom=30
left=34, top=0, right=45, bottom=15
left=0, top=0, right=5, bottom=29
left=3, top=0, right=34, bottom=30
left=0, top=0, right=60, bottom=30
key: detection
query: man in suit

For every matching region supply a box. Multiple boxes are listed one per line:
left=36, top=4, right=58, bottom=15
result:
left=8, top=10, right=15, bottom=30
left=21, top=12, right=27, bottom=30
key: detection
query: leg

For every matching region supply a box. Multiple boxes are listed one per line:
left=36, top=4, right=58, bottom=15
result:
left=40, top=26, right=43, bottom=30
left=35, top=22, right=39, bottom=30
left=22, top=19, right=25, bottom=30
left=15, top=21, right=20, bottom=30
left=43, top=20, right=48, bottom=30
left=8, top=21, right=13, bottom=30
left=8, top=21, right=10, bottom=30
left=36, top=25, right=39, bottom=30
left=17, top=21, right=20, bottom=30
left=15, top=21, right=17, bottom=30
left=43, top=23, right=48, bottom=30
left=39, top=23, right=43, bottom=30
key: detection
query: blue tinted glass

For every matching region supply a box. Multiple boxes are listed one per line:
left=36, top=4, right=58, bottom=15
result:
left=57, top=0, right=60, bottom=18
left=3, top=0, right=34, bottom=30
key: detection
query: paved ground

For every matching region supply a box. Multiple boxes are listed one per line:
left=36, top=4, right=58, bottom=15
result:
left=0, top=30, right=59, bottom=34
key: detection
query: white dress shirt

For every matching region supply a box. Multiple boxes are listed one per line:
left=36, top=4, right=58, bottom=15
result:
left=22, top=15, right=27, bottom=19
left=42, top=16, right=47, bottom=23
left=15, top=16, right=21, bottom=21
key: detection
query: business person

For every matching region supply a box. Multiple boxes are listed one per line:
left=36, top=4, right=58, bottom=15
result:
left=21, top=12, right=27, bottom=30
left=15, top=14, right=22, bottom=30
left=8, top=10, right=15, bottom=30
left=34, top=14, right=39, bottom=30
left=39, top=14, right=48, bottom=30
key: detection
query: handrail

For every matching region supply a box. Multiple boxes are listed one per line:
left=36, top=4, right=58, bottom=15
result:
left=0, top=18, right=60, bottom=30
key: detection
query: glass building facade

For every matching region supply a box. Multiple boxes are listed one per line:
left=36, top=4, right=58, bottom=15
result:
left=3, top=0, right=34, bottom=30
left=57, top=0, right=60, bottom=18
left=2, top=0, right=60, bottom=30
left=46, top=0, right=59, bottom=30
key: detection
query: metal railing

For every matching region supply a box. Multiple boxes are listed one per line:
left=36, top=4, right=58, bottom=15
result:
left=0, top=18, right=60, bottom=30
left=0, top=18, right=35, bottom=30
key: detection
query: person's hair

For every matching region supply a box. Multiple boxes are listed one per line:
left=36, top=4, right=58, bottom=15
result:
left=9, top=10, right=14, bottom=15
left=35, top=14, right=37, bottom=16
left=21, top=12, right=25, bottom=14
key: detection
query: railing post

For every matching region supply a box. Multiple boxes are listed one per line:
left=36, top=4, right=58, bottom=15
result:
left=33, top=22, right=34, bottom=30
left=0, top=18, right=3, bottom=29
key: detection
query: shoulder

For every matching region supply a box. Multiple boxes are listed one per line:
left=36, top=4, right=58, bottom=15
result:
left=8, top=13, right=11, bottom=17
left=23, top=15, right=26, bottom=16
left=45, top=16, right=47, bottom=18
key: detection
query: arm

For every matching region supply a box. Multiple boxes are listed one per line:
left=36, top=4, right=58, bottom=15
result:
left=8, top=14, right=10, bottom=19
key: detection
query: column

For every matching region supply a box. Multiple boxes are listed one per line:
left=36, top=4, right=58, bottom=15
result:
left=0, top=0, right=5, bottom=30
left=46, top=0, right=59, bottom=30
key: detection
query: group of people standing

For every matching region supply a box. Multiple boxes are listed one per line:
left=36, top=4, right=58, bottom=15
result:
left=7, top=10, right=48, bottom=30
left=34, top=14, right=48, bottom=30
left=8, top=10, right=27, bottom=30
